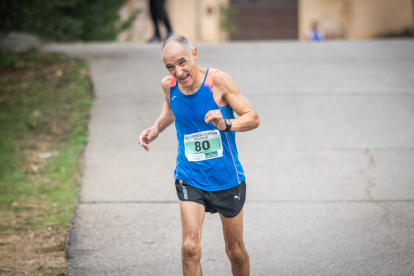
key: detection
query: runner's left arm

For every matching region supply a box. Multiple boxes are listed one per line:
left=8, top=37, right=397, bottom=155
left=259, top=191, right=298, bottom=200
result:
left=205, top=71, right=260, bottom=132
left=139, top=77, right=175, bottom=151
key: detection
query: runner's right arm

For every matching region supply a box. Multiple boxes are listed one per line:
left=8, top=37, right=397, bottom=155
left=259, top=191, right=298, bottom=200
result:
left=139, top=77, right=175, bottom=151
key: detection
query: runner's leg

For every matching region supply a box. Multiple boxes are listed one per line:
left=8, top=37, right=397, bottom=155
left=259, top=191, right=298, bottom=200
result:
left=149, top=0, right=160, bottom=38
left=220, top=209, right=250, bottom=276
left=156, top=0, right=173, bottom=34
left=180, top=201, right=205, bottom=276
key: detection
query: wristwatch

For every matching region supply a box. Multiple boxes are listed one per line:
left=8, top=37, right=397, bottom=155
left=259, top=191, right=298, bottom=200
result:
left=224, top=118, right=232, bottom=132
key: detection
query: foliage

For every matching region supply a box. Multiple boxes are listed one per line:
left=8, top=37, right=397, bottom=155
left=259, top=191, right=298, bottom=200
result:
left=0, top=49, right=92, bottom=273
left=376, top=27, right=414, bottom=39
left=0, top=49, right=92, bottom=229
left=219, top=5, right=238, bottom=34
left=0, top=0, right=139, bottom=41
left=0, top=52, right=17, bottom=67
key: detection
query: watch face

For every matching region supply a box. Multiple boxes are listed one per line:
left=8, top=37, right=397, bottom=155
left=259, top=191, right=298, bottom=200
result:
left=225, top=119, right=232, bottom=131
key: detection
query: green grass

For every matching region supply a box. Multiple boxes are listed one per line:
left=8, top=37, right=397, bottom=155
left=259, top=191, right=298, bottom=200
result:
left=0, top=49, right=92, bottom=232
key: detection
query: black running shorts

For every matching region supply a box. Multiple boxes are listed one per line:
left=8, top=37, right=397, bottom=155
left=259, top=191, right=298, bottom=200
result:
left=175, top=179, right=246, bottom=218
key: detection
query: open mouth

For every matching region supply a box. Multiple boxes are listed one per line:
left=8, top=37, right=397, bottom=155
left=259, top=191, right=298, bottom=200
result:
left=178, top=74, right=189, bottom=81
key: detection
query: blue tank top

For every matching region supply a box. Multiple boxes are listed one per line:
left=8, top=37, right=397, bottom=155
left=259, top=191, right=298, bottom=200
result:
left=169, top=68, right=245, bottom=191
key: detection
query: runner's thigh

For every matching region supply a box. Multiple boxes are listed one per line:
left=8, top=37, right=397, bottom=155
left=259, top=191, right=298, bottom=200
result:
left=180, top=201, right=206, bottom=240
left=220, top=209, right=245, bottom=245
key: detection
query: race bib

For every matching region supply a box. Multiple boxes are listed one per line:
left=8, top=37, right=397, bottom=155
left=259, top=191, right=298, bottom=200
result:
left=184, top=130, right=223, bottom=162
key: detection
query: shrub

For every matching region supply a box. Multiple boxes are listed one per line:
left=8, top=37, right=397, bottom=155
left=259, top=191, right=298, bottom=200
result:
left=0, top=0, right=139, bottom=41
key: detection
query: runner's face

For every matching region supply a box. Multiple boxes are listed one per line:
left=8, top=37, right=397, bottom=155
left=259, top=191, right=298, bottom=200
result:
left=162, top=43, right=198, bottom=88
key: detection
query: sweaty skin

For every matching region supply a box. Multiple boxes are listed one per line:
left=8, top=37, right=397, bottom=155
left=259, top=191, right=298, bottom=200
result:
left=138, top=41, right=260, bottom=151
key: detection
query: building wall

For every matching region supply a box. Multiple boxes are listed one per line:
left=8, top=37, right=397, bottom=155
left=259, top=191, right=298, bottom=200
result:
left=117, top=0, right=153, bottom=43
left=200, top=0, right=229, bottom=42
left=118, top=0, right=228, bottom=43
left=348, top=0, right=414, bottom=39
left=299, top=0, right=414, bottom=40
left=119, top=0, right=414, bottom=42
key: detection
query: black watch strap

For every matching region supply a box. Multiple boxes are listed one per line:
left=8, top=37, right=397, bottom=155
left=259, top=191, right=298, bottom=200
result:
left=224, top=118, right=232, bottom=132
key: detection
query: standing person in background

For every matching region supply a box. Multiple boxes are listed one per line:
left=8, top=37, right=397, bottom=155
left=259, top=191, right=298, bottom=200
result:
left=148, top=0, right=174, bottom=43
left=307, top=21, right=325, bottom=42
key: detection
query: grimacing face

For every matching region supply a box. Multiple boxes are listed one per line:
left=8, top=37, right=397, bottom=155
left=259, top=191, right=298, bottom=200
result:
left=162, top=42, right=198, bottom=88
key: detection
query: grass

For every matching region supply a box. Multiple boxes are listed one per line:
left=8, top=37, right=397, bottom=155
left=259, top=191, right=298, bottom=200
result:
left=0, top=48, right=92, bottom=275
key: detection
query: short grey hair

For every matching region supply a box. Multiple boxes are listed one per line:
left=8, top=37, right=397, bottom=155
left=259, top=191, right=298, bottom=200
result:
left=161, top=35, right=194, bottom=58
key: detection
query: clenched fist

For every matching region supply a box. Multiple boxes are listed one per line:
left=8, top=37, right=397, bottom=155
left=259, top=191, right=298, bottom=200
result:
left=205, top=110, right=226, bottom=131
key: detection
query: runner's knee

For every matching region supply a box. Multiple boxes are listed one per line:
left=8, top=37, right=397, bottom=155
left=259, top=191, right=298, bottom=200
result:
left=182, top=237, right=202, bottom=261
left=225, top=242, right=246, bottom=263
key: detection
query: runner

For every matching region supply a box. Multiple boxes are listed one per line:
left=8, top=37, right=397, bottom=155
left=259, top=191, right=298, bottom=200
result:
left=139, top=35, right=260, bottom=276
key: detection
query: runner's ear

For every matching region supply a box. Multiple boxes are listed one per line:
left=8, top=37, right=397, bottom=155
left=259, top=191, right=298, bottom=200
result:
left=192, top=48, right=198, bottom=62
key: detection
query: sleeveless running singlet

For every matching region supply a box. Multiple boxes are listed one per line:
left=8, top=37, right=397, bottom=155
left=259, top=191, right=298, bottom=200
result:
left=169, top=68, right=245, bottom=191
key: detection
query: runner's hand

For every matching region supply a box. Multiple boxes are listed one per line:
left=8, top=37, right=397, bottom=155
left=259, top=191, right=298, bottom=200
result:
left=205, top=110, right=226, bottom=131
left=139, top=127, right=159, bottom=151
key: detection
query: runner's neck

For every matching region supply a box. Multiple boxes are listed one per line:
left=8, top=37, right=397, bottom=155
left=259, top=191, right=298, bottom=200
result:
left=178, top=67, right=208, bottom=95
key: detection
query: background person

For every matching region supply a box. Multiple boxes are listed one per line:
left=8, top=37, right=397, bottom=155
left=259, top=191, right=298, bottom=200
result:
left=307, top=21, right=325, bottom=41
left=148, top=0, right=174, bottom=43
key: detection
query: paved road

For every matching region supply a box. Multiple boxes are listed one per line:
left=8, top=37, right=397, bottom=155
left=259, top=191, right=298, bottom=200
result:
left=45, top=39, right=414, bottom=276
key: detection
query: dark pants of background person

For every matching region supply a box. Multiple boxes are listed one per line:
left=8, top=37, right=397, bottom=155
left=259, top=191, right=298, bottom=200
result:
left=149, top=0, right=173, bottom=38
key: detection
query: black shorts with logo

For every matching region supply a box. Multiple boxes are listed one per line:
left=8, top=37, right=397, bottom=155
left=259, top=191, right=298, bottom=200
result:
left=175, top=179, right=246, bottom=218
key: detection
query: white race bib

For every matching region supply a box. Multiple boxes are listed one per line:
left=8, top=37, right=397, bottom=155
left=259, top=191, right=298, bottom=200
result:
left=184, top=130, right=223, bottom=162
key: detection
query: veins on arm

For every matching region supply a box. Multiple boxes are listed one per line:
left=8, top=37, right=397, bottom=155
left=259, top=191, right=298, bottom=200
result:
left=214, top=71, right=260, bottom=132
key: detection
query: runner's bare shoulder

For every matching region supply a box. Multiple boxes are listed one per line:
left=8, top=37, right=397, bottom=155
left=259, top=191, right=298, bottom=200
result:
left=213, top=71, right=239, bottom=95
left=161, top=76, right=172, bottom=96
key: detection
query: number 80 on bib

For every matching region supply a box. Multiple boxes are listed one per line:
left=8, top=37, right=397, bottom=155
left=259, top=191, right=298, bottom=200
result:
left=184, top=130, right=224, bottom=162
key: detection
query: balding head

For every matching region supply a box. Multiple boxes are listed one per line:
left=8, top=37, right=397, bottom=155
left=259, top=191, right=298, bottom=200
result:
left=161, top=35, right=200, bottom=89
left=162, top=35, right=194, bottom=56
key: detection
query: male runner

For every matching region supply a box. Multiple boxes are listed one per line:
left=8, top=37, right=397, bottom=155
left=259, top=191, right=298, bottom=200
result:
left=139, top=35, right=260, bottom=276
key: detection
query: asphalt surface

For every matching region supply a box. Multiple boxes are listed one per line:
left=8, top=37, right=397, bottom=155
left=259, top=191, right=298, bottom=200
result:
left=44, top=39, right=414, bottom=276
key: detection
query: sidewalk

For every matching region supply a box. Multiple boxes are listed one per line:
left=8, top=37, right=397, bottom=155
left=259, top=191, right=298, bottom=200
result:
left=45, top=39, right=414, bottom=275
